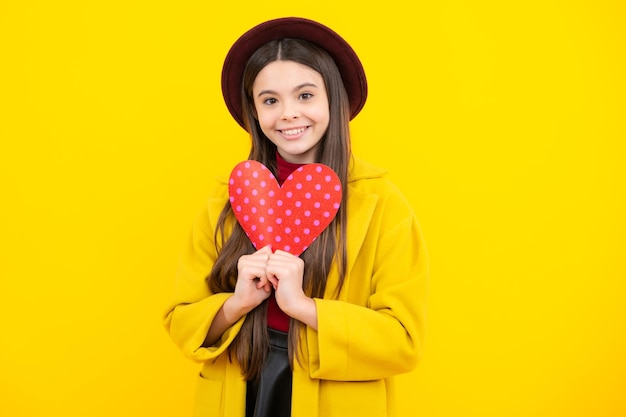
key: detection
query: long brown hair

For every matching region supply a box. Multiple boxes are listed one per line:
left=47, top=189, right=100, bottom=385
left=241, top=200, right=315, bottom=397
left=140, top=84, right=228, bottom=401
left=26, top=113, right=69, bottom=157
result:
left=208, top=38, right=351, bottom=380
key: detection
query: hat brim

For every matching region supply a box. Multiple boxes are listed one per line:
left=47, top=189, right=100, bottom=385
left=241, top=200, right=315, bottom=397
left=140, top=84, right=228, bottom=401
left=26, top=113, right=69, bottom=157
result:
left=221, top=17, right=367, bottom=130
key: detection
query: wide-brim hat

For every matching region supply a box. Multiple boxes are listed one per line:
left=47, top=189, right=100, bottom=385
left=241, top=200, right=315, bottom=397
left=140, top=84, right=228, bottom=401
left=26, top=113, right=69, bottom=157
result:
left=221, top=17, right=368, bottom=130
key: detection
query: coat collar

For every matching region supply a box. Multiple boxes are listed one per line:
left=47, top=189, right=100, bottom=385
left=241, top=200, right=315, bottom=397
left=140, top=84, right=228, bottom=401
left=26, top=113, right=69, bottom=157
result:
left=348, top=155, right=387, bottom=183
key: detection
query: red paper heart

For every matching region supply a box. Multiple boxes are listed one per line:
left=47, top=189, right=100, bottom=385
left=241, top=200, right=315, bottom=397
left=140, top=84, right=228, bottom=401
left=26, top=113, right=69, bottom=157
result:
left=228, top=160, right=342, bottom=255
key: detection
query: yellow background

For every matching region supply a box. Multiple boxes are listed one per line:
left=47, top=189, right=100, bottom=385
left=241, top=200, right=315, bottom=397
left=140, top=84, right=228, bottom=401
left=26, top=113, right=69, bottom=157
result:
left=1, top=1, right=625, bottom=416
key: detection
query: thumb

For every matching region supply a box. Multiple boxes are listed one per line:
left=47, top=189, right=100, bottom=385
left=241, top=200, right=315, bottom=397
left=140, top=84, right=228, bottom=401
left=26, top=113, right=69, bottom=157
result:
left=258, top=244, right=273, bottom=254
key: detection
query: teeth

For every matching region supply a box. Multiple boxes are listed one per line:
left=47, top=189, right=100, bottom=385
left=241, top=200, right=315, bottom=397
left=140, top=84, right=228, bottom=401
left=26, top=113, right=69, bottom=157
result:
left=283, top=127, right=306, bottom=136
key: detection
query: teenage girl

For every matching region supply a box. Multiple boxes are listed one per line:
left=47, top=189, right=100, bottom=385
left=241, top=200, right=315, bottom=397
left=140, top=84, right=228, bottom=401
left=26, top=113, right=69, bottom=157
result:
left=163, top=17, right=428, bottom=417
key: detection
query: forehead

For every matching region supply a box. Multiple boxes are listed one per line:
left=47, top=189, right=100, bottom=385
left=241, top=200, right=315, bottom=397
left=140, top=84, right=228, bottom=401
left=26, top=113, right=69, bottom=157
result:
left=252, top=60, right=324, bottom=92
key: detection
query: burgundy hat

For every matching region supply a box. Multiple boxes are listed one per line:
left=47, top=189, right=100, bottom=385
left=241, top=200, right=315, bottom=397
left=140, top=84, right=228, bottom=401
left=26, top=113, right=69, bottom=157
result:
left=221, top=17, right=368, bottom=130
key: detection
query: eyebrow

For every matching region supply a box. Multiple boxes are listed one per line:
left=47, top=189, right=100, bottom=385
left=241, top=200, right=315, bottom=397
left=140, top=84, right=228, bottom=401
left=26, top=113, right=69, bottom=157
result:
left=257, top=82, right=319, bottom=97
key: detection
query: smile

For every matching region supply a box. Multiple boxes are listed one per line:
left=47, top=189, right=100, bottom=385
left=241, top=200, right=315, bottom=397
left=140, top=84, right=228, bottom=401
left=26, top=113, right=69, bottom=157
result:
left=280, top=127, right=307, bottom=137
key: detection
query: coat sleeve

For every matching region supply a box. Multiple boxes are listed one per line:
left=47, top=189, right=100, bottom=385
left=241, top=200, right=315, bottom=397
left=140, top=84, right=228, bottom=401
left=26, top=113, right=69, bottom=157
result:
left=162, top=196, right=245, bottom=363
left=306, top=189, right=428, bottom=381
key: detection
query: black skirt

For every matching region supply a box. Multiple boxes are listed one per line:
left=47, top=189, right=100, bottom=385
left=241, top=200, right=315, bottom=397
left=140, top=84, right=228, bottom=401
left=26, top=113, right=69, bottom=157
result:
left=245, top=328, right=292, bottom=417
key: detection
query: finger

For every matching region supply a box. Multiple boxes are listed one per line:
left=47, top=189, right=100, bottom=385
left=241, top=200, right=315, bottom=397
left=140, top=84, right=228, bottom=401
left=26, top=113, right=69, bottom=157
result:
left=266, top=273, right=279, bottom=290
left=256, top=245, right=273, bottom=255
left=255, top=274, right=269, bottom=289
left=238, top=252, right=271, bottom=275
left=267, top=256, right=303, bottom=274
left=238, top=263, right=266, bottom=279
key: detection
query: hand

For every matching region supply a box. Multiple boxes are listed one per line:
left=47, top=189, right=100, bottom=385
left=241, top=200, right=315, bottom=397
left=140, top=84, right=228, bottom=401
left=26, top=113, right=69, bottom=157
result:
left=266, top=250, right=312, bottom=320
left=230, top=245, right=273, bottom=314
left=204, top=246, right=273, bottom=346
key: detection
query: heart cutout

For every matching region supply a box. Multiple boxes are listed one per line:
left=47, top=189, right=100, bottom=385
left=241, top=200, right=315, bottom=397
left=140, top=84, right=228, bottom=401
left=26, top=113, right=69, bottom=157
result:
left=228, top=160, right=342, bottom=255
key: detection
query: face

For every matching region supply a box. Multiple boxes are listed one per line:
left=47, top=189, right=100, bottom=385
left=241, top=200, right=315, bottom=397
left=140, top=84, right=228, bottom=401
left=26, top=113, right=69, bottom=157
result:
left=252, top=60, right=330, bottom=164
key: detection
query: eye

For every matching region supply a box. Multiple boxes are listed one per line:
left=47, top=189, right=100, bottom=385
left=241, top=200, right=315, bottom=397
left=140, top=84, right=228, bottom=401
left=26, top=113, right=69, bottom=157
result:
left=262, top=97, right=277, bottom=105
left=299, top=92, right=313, bottom=100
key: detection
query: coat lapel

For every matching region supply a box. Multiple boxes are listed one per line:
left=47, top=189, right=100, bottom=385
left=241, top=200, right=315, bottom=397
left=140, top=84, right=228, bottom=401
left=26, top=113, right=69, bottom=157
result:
left=345, top=185, right=378, bottom=276
left=343, top=156, right=386, bottom=281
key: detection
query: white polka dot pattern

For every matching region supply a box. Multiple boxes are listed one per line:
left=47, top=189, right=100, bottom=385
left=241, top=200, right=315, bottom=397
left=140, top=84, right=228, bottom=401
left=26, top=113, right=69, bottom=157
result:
left=228, top=160, right=342, bottom=255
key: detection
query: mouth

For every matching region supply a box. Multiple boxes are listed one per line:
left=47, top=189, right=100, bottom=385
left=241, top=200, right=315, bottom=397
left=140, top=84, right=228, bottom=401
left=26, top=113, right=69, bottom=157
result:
left=279, top=126, right=308, bottom=138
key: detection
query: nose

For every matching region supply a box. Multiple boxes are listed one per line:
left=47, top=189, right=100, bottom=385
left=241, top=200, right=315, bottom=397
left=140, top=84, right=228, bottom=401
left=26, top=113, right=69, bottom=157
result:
left=280, top=101, right=299, bottom=120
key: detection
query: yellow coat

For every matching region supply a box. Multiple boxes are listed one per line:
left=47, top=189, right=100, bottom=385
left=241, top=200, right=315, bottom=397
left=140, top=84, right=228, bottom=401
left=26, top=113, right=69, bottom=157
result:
left=163, top=156, right=428, bottom=417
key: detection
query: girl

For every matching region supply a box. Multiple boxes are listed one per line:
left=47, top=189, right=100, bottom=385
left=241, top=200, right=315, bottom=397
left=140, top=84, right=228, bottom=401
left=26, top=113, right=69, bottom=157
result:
left=163, top=17, right=428, bottom=417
